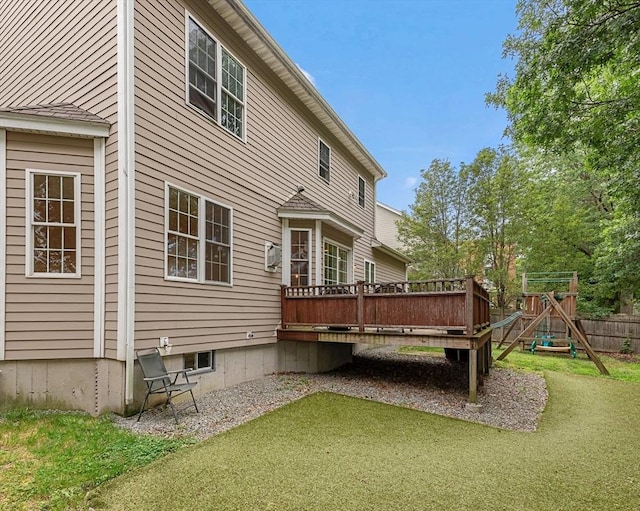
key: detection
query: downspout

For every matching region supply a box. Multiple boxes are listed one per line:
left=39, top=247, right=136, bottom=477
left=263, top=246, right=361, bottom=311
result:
left=0, top=130, right=6, bottom=361
left=118, top=0, right=136, bottom=406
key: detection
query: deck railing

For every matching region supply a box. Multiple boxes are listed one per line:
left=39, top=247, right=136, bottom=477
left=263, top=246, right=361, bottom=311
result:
left=281, top=276, right=491, bottom=335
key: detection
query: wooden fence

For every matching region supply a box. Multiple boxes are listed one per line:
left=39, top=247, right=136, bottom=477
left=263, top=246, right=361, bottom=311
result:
left=491, top=313, right=640, bottom=354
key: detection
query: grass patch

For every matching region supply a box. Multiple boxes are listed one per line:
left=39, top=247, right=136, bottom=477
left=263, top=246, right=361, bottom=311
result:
left=398, top=346, right=445, bottom=356
left=399, top=344, right=640, bottom=383
left=92, top=378, right=640, bottom=511
left=492, top=346, right=640, bottom=383
left=0, top=409, right=192, bottom=510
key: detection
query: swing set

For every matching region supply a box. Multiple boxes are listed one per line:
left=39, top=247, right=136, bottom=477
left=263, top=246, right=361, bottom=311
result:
left=496, top=272, right=609, bottom=375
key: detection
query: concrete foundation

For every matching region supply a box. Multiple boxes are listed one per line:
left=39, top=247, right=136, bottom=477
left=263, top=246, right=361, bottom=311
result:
left=0, top=358, right=125, bottom=415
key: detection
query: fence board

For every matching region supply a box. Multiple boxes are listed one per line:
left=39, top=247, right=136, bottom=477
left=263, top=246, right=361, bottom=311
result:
left=492, top=313, right=640, bottom=354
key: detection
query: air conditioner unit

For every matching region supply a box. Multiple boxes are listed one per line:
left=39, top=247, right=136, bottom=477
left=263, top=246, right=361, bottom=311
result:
left=265, top=242, right=282, bottom=272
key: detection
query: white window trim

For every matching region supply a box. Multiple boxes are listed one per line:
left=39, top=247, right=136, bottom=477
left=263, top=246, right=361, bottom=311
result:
left=25, top=169, right=82, bottom=279
left=184, top=10, right=247, bottom=143
left=318, top=138, right=331, bottom=183
left=358, top=176, right=366, bottom=208
left=289, top=228, right=312, bottom=286
left=185, top=350, right=216, bottom=374
left=164, top=182, right=233, bottom=286
left=323, top=237, right=352, bottom=284
left=364, top=258, right=376, bottom=283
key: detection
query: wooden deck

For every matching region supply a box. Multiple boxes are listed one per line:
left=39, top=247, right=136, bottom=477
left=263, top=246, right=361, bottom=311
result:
left=278, top=277, right=493, bottom=406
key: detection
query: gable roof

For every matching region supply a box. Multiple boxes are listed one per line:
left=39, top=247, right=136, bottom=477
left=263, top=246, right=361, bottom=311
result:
left=209, top=0, right=387, bottom=181
left=277, top=192, right=364, bottom=239
left=278, top=192, right=326, bottom=213
left=0, top=103, right=110, bottom=137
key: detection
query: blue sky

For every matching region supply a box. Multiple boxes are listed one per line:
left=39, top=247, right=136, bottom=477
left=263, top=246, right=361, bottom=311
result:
left=243, top=0, right=519, bottom=212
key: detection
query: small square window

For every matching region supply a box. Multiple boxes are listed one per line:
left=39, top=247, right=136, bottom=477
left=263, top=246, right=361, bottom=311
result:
left=184, top=350, right=216, bottom=372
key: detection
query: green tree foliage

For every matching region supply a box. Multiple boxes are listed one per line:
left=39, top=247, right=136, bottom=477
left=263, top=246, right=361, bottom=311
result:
left=488, top=0, right=640, bottom=311
left=518, top=148, right=613, bottom=311
left=467, top=147, right=528, bottom=309
left=397, top=159, right=474, bottom=279
left=399, top=150, right=527, bottom=309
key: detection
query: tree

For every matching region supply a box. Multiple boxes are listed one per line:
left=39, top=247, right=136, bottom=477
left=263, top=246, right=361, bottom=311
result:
left=488, top=0, right=640, bottom=311
left=517, top=148, right=614, bottom=313
left=467, top=147, right=528, bottom=310
left=397, top=159, right=475, bottom=279
left=488, top=0, right=640, bottom=190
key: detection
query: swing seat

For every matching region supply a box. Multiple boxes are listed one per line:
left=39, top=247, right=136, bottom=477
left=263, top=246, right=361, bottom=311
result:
left=530, top=340, right=577, bottom=358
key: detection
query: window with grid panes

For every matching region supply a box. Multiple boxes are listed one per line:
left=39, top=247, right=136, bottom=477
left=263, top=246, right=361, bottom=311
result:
left=187, top=15, right=245, bottom=139
left=167, top=185, right=232, bottom=284
left=290, top=230, right=310, bottom=286
left=324, top=241, right=348, bottom=285
left=28, top=171, right=80, bottom=276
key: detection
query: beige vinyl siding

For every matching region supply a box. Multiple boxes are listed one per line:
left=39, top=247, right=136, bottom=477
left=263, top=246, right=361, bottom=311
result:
left=0, top=0, right=120, bottom=359
left=374, top=250, right=407, bottom=283
left=0, top=0, right=117, bottom=119
left=130, top=0, right=381, bottom=352
left=376, top=203, right=404, bottom=250
left=4, top=132, right=95, bottom=360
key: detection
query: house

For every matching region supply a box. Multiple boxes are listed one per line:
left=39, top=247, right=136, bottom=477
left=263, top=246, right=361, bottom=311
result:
left=0, top=0, right=408, bottom=415
left=374, top=202, right=410, bottom=280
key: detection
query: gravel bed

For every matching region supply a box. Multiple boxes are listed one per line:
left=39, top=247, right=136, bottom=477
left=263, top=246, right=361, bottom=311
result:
left=113, top=347, right=547, bottom=440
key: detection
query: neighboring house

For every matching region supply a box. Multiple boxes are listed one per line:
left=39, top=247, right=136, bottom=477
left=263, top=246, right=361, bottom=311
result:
left=374, top=202, right=410, bottom=281
left=0, top=0, right=407, bottom=414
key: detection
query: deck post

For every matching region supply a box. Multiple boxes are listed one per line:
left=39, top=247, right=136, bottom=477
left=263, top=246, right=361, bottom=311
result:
left=465, top=348, right=483, bottom=412
left=465, top=275, right=475, bottom=335
left=357, top=281, right=365, bottom=333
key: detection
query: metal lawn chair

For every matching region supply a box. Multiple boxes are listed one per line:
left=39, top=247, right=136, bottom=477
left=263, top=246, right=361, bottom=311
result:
left=136, top=347, right=199, bottom=423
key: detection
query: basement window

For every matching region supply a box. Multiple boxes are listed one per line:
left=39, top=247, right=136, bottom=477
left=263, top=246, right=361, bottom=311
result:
left=184, top=351, right=216, bottom=373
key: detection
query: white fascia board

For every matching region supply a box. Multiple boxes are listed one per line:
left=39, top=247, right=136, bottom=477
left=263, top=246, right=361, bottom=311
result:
left=0, top=113, right=110, bottom=138
left=376, top=201, right=403, bottom=216
left=208, top=0, right=387, bottom=181
left=277, top=210, right=363, bottom=240
left=371, top=240, right=412, bottom=263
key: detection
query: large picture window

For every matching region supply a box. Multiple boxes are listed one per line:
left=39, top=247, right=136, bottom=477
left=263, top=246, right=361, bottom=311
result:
left=187, top=15, right=245, bottom=139
left=324, top=240, right=349, bottom=285
left=290, top=229, right=310, bottom=286
left=166, top=184, right=232, bottom=284
left=27, top=170, right=81, bottom=277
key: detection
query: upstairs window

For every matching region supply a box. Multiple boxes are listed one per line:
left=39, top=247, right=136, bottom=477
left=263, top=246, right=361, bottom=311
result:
left=187, top=15, right=246, bottom=139
left=358, top=176, right=366, bottom=208
left=318, top=139, right=331, bottom=182
left=27, top=170, right=81, bottom=277
left=166, top=184, right=232, bottom=285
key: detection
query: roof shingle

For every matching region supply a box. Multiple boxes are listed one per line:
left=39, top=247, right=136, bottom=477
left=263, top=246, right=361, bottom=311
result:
left=0, top=103, right=109, bottom=125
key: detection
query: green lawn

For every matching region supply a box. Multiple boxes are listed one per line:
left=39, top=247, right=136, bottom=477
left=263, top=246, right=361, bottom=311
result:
left=91, top=371, right=640, bottom=511
left=0, top=410, right=191, bottom=510
left=3, top=349, right=639, bottom=510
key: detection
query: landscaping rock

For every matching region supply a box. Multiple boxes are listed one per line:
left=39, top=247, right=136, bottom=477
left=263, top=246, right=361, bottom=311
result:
left=113, top=346, right=547, bottom=440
